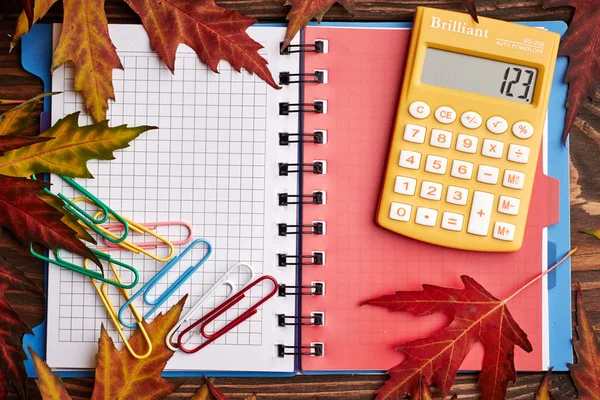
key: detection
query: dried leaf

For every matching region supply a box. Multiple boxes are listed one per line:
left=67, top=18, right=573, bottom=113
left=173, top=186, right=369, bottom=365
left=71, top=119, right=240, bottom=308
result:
left=0, top=112, right=155, bottom=179
left=0, top=93, right=54, bottom=136
left=450, top=395, right=458, bottom=400
left=362, top=276, right=533, bottom=400
left=282, top=0, right=354, bottom=50
left=38, top=190, right=96, bottom=244
left=0, top=257, right=44, bottom=399
left=568, top=284, right=600, bottom=399
left=413, top=376, right=433, bottom=400
left=462, top=0, right=479, bottom=22
left=89, top=296, right=187, bottom=400
left=205, top=377, right=229, bottom=400
left=126, top=0, right=278, bottom=89
left=582, top=228, right=600, bottom=240
left=543, top=0, right=600, bottom=144
left=11, top=0, right=58, bottom=51
left=0, top=135, right=50, bottom=156
left=29, top=347, right=72, bottom=400
left=21, top=0, right=34, bottom=29
left=190, top=383, right=211, bottom=400
left=0, top=175, right=100, bottom=266
left=244, top=395, right=257, bottom=400
left=535, top=368, right=554, bottom=400
left=52, top=0, right=123, bottom=122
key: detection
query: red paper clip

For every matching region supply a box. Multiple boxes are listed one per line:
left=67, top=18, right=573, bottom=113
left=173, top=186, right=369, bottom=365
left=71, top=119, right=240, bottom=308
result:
left=177, top=275, right=278, bottom=354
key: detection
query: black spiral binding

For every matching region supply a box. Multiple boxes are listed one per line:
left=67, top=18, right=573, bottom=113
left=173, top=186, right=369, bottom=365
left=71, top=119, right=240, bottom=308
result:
left=279, top=71, right=325, bottom=85
left=277, top=343, right=323, bottom=357
left=279, top=101, right=324, bottom=115
left=277, top=312, right=324, bottom=326
left=280, top=40, right=326, bottom=55
left=278, top=161, right=324, bottom=176
left=279, top=130, right=325, bottom=145
left=278, top=283, right=324, bottom=297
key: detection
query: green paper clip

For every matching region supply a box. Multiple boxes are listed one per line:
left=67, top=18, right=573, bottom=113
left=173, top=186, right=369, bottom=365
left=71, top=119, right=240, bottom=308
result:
left=30, top=244, right=139, bottom=289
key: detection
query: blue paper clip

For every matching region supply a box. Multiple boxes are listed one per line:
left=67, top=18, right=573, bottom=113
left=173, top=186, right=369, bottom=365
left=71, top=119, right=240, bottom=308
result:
left=118, top=238, right=212, bottom=328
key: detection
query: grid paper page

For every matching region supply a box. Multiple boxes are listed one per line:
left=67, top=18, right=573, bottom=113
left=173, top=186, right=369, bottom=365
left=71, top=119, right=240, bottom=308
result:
left=46, top=24, right=300, bottom=372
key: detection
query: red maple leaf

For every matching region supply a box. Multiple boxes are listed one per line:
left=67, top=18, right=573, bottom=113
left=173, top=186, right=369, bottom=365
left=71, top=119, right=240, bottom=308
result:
left=0, top=136, right=51, bottom=157
left=362, top=275, right=533, bottom=400
left=543, top=0, right=600, bottom=144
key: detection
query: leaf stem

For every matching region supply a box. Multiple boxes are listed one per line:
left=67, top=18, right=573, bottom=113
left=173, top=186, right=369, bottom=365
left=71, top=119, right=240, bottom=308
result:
left=503, top=248, right=577, bottom=304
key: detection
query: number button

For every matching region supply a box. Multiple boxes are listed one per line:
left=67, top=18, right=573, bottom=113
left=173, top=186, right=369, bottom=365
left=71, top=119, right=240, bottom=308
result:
left=512, top=121, right=534, bottom=139
left=441, top=212, right=464, bottom=231
left=394, top=176, right=417, bottom=196
left=460, top=111, right=482, bottom=129
left=493, top=222, right=515, bottom=241
left=486, top=116, right=508, bottom=134
left=498, top=195, right=520, bottom=215
left=507, top=144, right=530, bottom=164
left=403, top=124, right=427, bottom=144
left=409, top=101, right=430, bottom=119
left=476, top=165, right=500, bottom=185
left=389, top=202, right=412, bottom=222
left=434, top=106, right=456, bottom=124
left=456, top=134, right=478, bottom=154
left=420, top=181, right=443, bottom=201
left=467, top=191, right=494, bottom=236
left=481, top=139, right=505, bottom=159
left=415, top=207, right=438, bottom=227
left=398, top=150, right=422, bottom=170
left=446, top=186, right=468, bottom=206
left=425, top=155, right=448, bottom=174
left=503, top=170, right=525, bottom=189
left=450, top=160, right=473, bottom=180
left=430, top=129, right=452, bottom=149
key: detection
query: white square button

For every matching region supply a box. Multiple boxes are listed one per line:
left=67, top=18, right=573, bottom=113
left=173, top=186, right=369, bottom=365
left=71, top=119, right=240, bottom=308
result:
left=493, top=222, right=515, bottom=241
left=481, top=139, right=504, bottom=159
left=403, top=124, right=427, bottom=144
left=430, top=129, right=452, bottom=149
left=415, top=207, right=438, bottom=227
left=420, top=181, right=443, bottom=201
left=498, top=195, right=520, bottom=215
left=450, top=160, right=473, bottom=180
left=424, top=155, right=448, bottom=174
left=456, top=134, right=478, bottom=154
left=503, top=170, right=525, bottom=189
left=446, top=186, right=468, bottom=206
left=389, top=202, right=412, bottom=222
left=441, top=212, right=464, bottom=231
left=394, top=176, right=417, bottom=196
left=477, top=165, right=499, bottom=185
left=507, top=144, right=530, bottom=164
left=398, top=150, right=422, bottom=170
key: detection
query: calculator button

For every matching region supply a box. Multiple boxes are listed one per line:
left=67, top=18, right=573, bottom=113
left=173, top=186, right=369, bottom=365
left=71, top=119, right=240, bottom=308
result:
left=399, top=150, right=422, bottom=170
left=446, top=186, right=468, bottom=206
left=502, top=170, right=525, bottom=189
left=476, top=165, right=499, bottom=184
left=507, top=144, right=530, bottom=164
left=450, top=160, right=473, bottom=180
left=430, top=129, right=452, bottom=149
left=460, top=111, right=482, bottom=129
left=493, top=222, right=515, bottom=241
left=389, top=202, right=412, bottom=222
left=415, top=207, right=438, bottom=227
left=441, top=212, right=464, bottom=231
left=498, top=195, right=520, bottom=215
left=512, top=121, right=534, bottom=139
left=467, top=191, right=494, bottom=236
left=409, top=101, right=430, bottom=119
left=434, top=106, right=456, bottom=124
left=455, top=134, right=478, bottom=154
left=486, top=116, right=508, bottom=134
left=394, top=176, right=417, bottom=196
left=424, top=155, right=448, bottom=174
left=481, top=139, right=505, bottom=159
left=403, top=124, right=427, bottom=144
left=420, top=181, right=443, bottom=201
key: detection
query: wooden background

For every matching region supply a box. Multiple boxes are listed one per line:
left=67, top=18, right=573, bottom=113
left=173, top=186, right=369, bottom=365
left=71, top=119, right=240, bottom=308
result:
left=0, top=0, right=599, bottom=398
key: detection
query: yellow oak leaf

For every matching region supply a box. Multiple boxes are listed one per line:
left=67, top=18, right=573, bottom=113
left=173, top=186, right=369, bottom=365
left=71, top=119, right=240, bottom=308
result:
left=28, top=347, right=73, bottom=400
left=0, top=112, right=155, bottom=178
left=10, top=0, right=59, bottom=51
left=51, top=0, right=123, bottom=122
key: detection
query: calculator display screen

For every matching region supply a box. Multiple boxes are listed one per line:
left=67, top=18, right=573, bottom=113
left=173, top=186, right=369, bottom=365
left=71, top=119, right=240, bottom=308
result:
left=421, top=48, right=538, bottom=104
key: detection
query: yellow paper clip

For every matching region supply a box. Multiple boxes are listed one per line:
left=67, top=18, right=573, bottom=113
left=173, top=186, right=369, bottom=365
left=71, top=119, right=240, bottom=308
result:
left=85, top=259, right=153, bottom=359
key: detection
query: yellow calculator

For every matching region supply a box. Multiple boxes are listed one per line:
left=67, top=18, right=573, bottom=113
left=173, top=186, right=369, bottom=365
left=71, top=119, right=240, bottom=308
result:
left=376, top=7, right=560, bottom=252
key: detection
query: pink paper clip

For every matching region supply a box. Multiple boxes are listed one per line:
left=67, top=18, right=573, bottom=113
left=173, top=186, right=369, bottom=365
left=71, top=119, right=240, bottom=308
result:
left=177, top=275, right=278, bottom=354
left=101, top=220, right=193, bottom=250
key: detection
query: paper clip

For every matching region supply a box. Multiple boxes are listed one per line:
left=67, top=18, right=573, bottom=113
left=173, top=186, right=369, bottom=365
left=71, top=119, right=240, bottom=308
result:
left=101, top=221, right=193, bottom=250
left=177, top=275, right=278, bottom=354
left=86, top=260, right=152, bottom=359
left=118, top=238, right=212, bottom=328
left=166, top=262, right=255, bottom=351
left=30, top=244, right=139, bottom=289
left=91, top=211, right=181, bottom=262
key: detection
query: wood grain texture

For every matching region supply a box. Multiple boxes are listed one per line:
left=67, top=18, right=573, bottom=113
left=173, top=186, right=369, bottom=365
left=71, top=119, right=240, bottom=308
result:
left=0, top=0, right=599, bottom=398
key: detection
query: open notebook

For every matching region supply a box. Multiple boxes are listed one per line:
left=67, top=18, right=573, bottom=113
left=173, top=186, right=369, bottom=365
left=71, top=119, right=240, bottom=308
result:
left=23, top=20, right=570, bottom=376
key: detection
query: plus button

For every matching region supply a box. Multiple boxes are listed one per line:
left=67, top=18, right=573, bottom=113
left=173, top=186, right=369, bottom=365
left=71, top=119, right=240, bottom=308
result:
left=477, top=209, right=485, bottom=217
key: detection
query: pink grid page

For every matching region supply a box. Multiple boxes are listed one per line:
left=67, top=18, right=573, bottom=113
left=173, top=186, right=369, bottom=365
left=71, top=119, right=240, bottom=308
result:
left=301, top=26, right=557, bottom=372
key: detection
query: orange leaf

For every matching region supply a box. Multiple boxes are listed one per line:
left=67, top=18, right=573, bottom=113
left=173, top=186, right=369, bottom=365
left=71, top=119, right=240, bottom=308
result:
left=21, top=0, right=35, bottom=30
left=125, top=0, right=278, bottom=89
left=535, top=368, right=554, bottom=400
left=205, top=377, right=229, bottom=400
left=567, top=284, right=600, bottom=398
left=413, top=376, right=433, bottom=400
left=0, top=93, right=55, bottom=137
left=11, top=0, right=59, bottom=51
left=190, top=383, right=211, bottom=400
left=89, top=296, right=187, bottom=400
left=461, top=0, right=479, bottom=22
left=29, top=347, right=72, bottom=400
left=51, top=0, right=123, bottom=122
left=282, top=0, right=354, bottom=51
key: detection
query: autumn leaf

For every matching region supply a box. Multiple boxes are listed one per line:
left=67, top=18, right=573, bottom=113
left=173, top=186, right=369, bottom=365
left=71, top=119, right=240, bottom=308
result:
left=190, top=382, right=211, bottom=400
left=0, top=175, right=100, bottom=266
left=21, top=0, right=34, bottom=29
left=244, top=395, right=257, bottom=400
left=462, top=0, right=479, bottom=22
left=581, top=228, right=600, bottom=240
left=52, top=0, right=123, bottom=122
left=413, top=376, right=433, bottom=400
left=205, top=377, right=229, bottom=400
left=125, top=0, right=278, bottom=89
left=10, top=0, right=59, bottom=51
left=543, top=0, right=600, bottom=144
left=0, top=135, right=50, bottom=156
left=0, top=93, right=55, bottom=136
left=567, top=284, right=600, bottom=399
left=535, top=368, right=554, bottom=400
left=28, top=348, right=72, bottom=400
left=38, top=190, right=96, bottom=244
left=0, top=112, right=155, bottom=178
left=0, top=257, right=44, bottom=399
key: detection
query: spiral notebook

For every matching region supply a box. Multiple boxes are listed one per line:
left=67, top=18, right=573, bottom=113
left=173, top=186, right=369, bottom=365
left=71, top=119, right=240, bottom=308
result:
left=22, top=20, right=571, bottom=376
